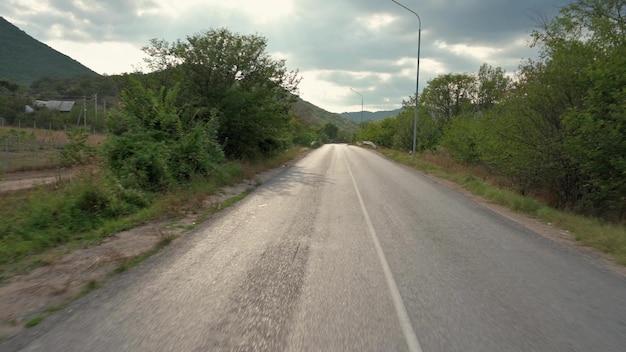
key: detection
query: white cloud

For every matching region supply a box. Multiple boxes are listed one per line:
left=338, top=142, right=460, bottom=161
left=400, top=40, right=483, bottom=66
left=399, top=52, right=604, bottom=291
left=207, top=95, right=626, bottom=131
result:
left=361, top=14, right=396, bottom=31
left=436, top=40, right=502, bottom=62
left=299, top=70, right=352, bottom=112
left=46, top=40, right=145, bottom=75
left=169, top=0, right=295, bottom=23
left=420, top=58, right=448, bottom=75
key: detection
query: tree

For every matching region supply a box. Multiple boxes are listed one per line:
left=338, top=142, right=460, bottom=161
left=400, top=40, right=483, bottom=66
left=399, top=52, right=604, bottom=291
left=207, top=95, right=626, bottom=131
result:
left=392, top=108, right=413, bottom=151
left=556, top=0, right=626, bottom=218
left=475, top=0, right=626, bottom=217
left=320, top=122, right=339, bottom=142
left=476, top=64, right=512, bottom=112
left=419, top=73, right=476, bottom=138
left=143, top=28, right=301, bottom=159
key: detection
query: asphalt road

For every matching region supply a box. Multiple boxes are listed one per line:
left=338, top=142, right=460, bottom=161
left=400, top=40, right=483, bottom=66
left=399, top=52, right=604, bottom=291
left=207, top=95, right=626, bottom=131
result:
left=3, top=144, right=626, bottom=351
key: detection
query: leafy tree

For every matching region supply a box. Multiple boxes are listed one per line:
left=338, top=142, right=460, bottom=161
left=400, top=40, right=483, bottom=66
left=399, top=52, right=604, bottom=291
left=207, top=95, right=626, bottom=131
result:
left=474, top=0, right=625, bottom=216
left=0, top=79, right=27, bottom=124
left=143, top=28, right=301, bottom=159
left=398, top=94, right=445, bottom=152
left=320, top=122, right=339, bottom=142
left=478, top=50, right=591, bottom=204
left=392, top=109, right=413, bottom=151
left=476, top=64, right=512, bottom=112
left=556, top=0, right=626, bottom=218
left=420, top=73, right=476, bottom=136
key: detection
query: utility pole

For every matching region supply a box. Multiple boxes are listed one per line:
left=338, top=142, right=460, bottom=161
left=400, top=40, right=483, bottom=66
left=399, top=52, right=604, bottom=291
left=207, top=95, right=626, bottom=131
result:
left=83, top=96, right=87, bottom=128
left=391, top=0, right=421, bottom=160
left=350, top=88, right=364, bottom=125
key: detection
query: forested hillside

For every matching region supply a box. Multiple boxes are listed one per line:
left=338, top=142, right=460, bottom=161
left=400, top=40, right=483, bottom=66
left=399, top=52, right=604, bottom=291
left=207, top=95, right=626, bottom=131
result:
left=341, top=108, right=402, bottom=123
left=292, top=98, right=357, bottom=132
left=354, top=0, right=626, bottom=222
left=0, top=16, right=98, bottom=86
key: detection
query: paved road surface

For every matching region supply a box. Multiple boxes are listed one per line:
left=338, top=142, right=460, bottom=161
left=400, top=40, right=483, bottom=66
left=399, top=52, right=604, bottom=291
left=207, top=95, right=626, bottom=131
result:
left=3, top=144, right=626, bottom=351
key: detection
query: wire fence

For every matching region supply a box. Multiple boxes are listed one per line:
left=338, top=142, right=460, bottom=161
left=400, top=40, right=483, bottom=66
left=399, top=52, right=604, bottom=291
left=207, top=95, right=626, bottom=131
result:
left=1, top=130, right=60, bottom=174
left=0, top=121, right=104, bottom=174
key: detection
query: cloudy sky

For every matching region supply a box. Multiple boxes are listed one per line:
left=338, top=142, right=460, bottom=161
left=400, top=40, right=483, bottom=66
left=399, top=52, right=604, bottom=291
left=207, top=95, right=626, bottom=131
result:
left=1, top=0, right=568, bottom=113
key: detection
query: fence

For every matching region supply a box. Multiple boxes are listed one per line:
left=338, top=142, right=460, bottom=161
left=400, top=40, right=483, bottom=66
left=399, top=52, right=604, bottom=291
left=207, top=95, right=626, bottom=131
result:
left=0, top=121, right=106, bottom=174
left=0, top=129, right=63, bottom=174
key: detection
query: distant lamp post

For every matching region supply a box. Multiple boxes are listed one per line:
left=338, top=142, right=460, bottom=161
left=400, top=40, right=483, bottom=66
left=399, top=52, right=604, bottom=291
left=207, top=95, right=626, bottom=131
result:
left=391, top=0, right=421, bottom=159
left=350, top=88, right=364, bottom=125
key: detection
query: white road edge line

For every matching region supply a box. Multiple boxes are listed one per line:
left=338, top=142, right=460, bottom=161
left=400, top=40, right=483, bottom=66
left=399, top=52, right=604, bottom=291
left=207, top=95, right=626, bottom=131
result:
left=344, top=149, right=423, bottom=352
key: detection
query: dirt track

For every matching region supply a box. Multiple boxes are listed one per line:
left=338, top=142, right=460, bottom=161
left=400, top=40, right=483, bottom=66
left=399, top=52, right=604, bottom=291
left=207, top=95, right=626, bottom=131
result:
left=0, top=170, right=73, bottom=192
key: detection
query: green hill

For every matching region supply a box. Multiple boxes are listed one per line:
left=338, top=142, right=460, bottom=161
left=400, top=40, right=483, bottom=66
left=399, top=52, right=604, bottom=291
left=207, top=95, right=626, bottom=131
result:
left=0, top=16, right=98, bottom=86
left=340, top=108, right=403, bottom=123
left=292, top=97, right=358, bottom=133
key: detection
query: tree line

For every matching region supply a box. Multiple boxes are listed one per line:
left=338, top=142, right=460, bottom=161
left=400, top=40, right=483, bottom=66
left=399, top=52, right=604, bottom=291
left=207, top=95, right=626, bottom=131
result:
left=355, top=0, right=625, bottom=222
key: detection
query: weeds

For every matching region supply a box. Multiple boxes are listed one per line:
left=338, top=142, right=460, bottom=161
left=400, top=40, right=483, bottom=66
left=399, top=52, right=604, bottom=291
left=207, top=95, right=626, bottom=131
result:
left=79, top=280, right=101, bottom=297
left=24, top=316, right=44, bottom=328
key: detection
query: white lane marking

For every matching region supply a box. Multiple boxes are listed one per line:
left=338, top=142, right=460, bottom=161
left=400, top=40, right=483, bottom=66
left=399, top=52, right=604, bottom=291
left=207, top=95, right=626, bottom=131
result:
left=344, top=149, right=423, bottom=352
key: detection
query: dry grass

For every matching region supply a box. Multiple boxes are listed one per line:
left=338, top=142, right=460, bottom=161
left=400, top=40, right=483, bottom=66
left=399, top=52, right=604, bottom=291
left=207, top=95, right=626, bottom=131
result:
left=0, top=127, right=106, bottom=146
left=0, top=127, right=106, bottom=174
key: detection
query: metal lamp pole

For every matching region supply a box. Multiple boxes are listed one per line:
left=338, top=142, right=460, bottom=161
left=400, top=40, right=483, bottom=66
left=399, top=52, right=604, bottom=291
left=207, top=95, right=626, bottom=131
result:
left=350, top=88, right=364, bottom=125
left=391, top=0, right=421, bottom=159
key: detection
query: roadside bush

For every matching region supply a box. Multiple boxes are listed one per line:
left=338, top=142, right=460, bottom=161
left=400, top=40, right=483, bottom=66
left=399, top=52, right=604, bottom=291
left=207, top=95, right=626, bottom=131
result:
left=103, top=79, right=225, bottom=192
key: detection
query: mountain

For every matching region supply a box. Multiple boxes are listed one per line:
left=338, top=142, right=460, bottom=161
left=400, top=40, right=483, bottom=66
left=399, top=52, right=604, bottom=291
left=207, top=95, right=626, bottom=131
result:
left=292, top=97, right=358, bottom=132
left=340, top=108, right=403, bottom=123
left=0, top=16, right=98, bottom=86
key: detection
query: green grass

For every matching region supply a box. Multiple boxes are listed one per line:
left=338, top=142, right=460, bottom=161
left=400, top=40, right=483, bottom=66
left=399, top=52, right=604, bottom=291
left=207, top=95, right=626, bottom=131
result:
left=379, top=148, right=626, bottom=265
left=24, top=316, right=44, bottom=328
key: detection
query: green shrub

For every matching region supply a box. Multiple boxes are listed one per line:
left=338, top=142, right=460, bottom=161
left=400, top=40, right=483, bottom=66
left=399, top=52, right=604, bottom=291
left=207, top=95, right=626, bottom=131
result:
left=60, top=129, right=96, bottom=166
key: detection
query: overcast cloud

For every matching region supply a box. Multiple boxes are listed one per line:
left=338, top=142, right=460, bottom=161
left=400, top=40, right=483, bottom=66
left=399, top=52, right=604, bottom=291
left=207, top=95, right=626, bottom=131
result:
left=1, top=0, right=568, bottom=112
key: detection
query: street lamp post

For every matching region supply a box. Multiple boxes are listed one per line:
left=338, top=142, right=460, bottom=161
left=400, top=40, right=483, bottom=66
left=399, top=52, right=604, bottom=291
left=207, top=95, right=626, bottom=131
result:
left=391, top=0, right=421, bottom=159
left=350, top=88, right=364, bottom=125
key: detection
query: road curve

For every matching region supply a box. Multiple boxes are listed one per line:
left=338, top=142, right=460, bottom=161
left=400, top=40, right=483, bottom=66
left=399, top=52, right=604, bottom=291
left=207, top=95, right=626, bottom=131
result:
left=2, top=144, right=625, bottom=351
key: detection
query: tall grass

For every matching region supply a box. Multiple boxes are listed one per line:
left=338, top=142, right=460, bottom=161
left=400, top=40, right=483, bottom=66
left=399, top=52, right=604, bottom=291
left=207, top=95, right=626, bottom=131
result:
left=380, top=148, right=626, bottom=265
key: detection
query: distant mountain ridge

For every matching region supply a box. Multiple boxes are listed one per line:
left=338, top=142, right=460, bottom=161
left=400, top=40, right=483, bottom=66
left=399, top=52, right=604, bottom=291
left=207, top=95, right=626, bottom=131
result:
left=0, top=16, right=98, bottom=86
left=340, top=108, right=403, bottom=123
left=292, top=98, right=358, bottom=132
